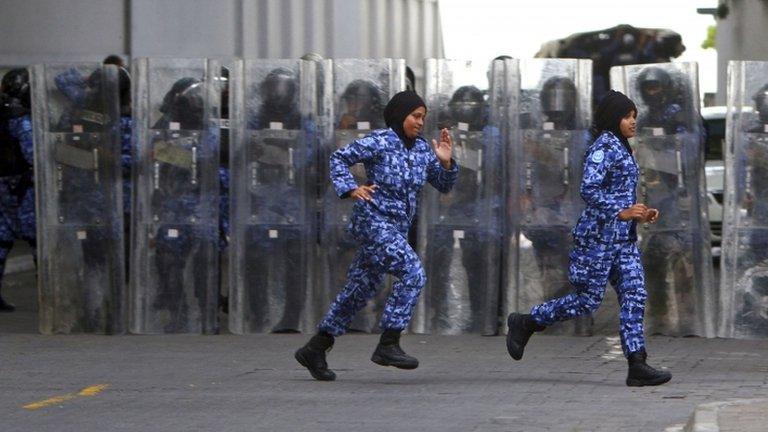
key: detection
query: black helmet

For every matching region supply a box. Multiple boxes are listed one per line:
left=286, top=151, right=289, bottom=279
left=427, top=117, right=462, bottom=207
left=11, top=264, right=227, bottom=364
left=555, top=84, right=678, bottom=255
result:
left=637, top=66, right=672, bottom=109
left=260, top=67, right=297, bottom=114
left=160, top=77, right=204, bottom=130
left=448, top=85, right=485, bottom=131
left=1, top=68, right=30, bottom=110
left=340, top=79, right=384, bottom=124
left=753, top=83, right=768, bottom=124
left=541, top=76, right=577, bottom=130
left=84, top=66, right=131, bottom=116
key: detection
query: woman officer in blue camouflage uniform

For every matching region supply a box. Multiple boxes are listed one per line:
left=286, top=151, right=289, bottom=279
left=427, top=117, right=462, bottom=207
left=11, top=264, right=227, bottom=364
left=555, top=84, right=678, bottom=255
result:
left=505, top=90, right=672, bottom=387
left=295, top=90, right=458, bottom=381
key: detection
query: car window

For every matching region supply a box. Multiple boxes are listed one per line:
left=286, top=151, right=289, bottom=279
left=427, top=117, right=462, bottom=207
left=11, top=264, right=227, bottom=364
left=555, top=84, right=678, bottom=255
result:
left=704, top=118, right=724, bottom=161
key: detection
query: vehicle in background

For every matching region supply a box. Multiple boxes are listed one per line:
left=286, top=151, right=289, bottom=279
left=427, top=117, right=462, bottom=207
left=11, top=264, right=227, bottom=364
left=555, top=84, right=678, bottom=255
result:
left=702, top=106, right=726, bottom=262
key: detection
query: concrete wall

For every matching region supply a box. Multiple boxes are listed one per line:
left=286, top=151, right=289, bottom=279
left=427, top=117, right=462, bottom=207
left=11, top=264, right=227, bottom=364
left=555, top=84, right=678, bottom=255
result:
left=715, top=0, right=768, bottom=103
left=0, top=0, right=443, bottom=73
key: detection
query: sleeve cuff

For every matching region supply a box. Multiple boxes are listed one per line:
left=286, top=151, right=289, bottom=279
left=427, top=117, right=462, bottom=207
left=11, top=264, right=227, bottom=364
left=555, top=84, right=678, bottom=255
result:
left=336, top=182, right=358, bottom=199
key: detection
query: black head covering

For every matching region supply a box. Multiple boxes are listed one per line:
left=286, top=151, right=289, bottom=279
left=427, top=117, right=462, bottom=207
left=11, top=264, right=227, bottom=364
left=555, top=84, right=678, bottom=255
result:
left=384, top=90, right=426, bottom=149
left=591, top=89, right=637, bottom=152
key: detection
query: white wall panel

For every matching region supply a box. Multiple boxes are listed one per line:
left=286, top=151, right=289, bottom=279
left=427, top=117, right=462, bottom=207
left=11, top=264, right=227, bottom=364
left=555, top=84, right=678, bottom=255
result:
left=0, top=0, right=442, bottom=66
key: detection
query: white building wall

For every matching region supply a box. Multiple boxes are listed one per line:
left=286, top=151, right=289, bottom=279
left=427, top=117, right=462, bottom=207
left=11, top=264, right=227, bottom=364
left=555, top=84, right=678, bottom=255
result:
left=715, top=1, right=768, bottom=104
left=0, top=0, right=443, bottom=73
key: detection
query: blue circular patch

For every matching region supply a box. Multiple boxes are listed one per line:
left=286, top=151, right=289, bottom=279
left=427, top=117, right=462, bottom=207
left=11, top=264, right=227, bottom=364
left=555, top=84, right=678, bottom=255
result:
left=591, top=149, right=605, bottom=163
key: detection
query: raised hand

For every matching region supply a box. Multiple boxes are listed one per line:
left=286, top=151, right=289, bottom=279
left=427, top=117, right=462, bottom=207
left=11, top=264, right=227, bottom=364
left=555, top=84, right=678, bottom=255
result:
left=350, top=184, right=378, bottom=201
left=431, top=128, right=453, bottom=169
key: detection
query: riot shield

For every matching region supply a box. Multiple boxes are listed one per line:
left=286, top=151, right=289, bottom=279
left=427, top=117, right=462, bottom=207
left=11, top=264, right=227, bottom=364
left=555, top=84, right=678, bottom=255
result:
left=610, top=62, right=715, bottom=337
left=31, top=63, right=125, bottom=334
left=720, top=61, right=768, bottom=338
left=228, top=59, right=321, bottom=334
left=130, top=58, right=221, bottom=334
left=409, top=58, right=515, bottom=335
left=502, top=59, right=593, bottom=336
left=317, top=59, right=405, bottom=333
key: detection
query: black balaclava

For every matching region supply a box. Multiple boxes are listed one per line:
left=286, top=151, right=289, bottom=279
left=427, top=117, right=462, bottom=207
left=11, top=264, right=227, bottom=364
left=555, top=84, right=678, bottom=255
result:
left=384, top=90, right=426, bottom=149
left=591, top=89, right=637, bottom=153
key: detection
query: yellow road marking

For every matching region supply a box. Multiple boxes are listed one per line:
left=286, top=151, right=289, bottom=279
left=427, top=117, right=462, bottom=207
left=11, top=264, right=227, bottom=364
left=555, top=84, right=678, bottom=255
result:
left=78, top=384, right=109, bottom=397
left=23, top=384, right=109, bottom=410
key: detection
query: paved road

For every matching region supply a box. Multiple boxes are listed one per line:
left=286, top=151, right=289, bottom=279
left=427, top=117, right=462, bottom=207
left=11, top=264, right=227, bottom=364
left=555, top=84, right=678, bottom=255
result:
left=3, top=249, right=764, bottom=432
left=2, top=328, right=768, bottom=431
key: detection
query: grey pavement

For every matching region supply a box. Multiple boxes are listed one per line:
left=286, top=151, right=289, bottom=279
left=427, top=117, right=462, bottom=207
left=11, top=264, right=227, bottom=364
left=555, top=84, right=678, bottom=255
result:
left=2, top=255, right=768, bottom=431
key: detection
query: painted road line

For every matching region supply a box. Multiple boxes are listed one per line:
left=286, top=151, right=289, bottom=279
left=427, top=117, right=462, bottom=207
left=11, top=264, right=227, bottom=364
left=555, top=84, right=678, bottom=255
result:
left=23, top=384, right=109, bottom=410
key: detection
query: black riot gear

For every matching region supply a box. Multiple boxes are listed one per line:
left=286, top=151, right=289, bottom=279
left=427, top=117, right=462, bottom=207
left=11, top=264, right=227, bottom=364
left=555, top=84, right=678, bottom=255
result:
left=156, top=77, right=205, bottom=130
left=541, top=76, right=577, bottom=130
left=1, top=68, right=30, bottom=110
left=753, top=83, right=768, bottom=124
left=637, top=66, right=672, bottom=110
left=338, top=79, right=384, bottom=129
left=255, top=67, right=300, bottom=129
left=448, top=85, right=486, bottom=131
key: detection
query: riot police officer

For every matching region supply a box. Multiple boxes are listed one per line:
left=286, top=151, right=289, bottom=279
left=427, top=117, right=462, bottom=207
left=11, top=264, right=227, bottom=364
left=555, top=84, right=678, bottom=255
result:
left=244, top=66, right=307, bottom=332
left=634, top=65, right=703, bottom=336
left=636, top=66, right=688, bottom=134
left=0, top=69, right=35, bottom=312
left=151, top=77, right=218, bottom=332
left=337, top=79, right=385, bottom=130
left=426, top=85, right=496, bottom=332
left=514, top=74, right=591, bottom=336
left=734, top=83, right=768, bottom=334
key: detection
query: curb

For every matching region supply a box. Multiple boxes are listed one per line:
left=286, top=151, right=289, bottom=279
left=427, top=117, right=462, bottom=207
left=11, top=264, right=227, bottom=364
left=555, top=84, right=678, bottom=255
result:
left=684, top=398, right=768, bottom=432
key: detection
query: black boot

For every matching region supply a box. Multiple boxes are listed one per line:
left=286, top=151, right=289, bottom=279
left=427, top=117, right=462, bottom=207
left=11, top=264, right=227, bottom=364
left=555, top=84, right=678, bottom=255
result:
left=371, top=329, right=419, bottom=370
left=295, top=332, right=336, bottom=381
left=0, top=294, right=15, bottom=313
left=626, top=350, right=671, bottom=387
left=505, top=313, right=545, bottom=360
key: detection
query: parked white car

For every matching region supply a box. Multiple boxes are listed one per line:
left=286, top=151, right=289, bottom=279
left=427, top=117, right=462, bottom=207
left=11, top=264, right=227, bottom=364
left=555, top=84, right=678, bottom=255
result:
left=702, top=106, right=726, bottom=260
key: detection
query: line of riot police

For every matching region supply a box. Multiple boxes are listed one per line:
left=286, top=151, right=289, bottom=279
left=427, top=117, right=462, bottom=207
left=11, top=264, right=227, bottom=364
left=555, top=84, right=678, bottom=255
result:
left=0, top=56, right=724, bottom=339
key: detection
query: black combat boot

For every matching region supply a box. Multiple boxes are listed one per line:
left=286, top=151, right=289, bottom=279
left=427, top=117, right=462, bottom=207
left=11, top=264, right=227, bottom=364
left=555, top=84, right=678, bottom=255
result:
left=626, top=350, right=672, bottom=387
left=505, top=313, right=545, bottom=360
left=295, top=332, right=336, bottom=381
left=371, top=329, right=419, bottom=369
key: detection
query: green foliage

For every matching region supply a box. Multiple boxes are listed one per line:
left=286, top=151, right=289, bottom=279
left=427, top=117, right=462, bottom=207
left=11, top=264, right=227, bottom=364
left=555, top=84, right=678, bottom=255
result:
left=701, top=25, right=716, bottom=49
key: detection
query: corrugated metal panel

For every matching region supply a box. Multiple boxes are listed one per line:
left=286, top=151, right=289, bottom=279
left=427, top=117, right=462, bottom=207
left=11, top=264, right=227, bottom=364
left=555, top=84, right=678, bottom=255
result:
left=0, top=0, right=442, bottom=74
left=241, top=0, right=443, bottom=63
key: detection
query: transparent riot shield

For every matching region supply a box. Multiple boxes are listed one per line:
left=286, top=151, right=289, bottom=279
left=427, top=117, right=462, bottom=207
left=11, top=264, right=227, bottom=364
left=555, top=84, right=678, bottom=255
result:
left=409, top=58, right=515, bottom=334
left=502, top=59, right=593, bottom=336
left=228, top=59, right=321, bottom=334
left=317, top=59, right=406, bottom=333
left=130, top=58, right=221, bottom=334
left=610, top=62, right=715, bottom=337
left=31, top=63, right=125, bottom=334
left=720, top=61, right=768, bottom=338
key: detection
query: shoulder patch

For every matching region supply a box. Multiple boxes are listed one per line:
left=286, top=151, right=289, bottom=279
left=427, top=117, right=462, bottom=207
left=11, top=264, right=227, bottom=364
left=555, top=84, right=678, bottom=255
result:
left=590, top=149, right=605, bottom=163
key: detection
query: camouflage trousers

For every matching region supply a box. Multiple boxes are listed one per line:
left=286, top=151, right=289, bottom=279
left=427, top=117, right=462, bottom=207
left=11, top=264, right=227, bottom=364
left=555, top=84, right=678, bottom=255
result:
left=1, top=175, right=36, bottom=287
left=319, top=224, right=426, bottom=336
left=530, top=241, right=647, bottom=357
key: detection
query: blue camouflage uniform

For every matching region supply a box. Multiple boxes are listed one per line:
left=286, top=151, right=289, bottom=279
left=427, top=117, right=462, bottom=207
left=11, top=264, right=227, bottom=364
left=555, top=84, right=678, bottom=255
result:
left=318, top=128, right=458, bottom=336
left=121, top=116, right=133, bottom=217
left=0, top=113, right=36, bottom=282
left=54, top=68, right=134, bottom=218
left=529, top=131, right=647, bottom=357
